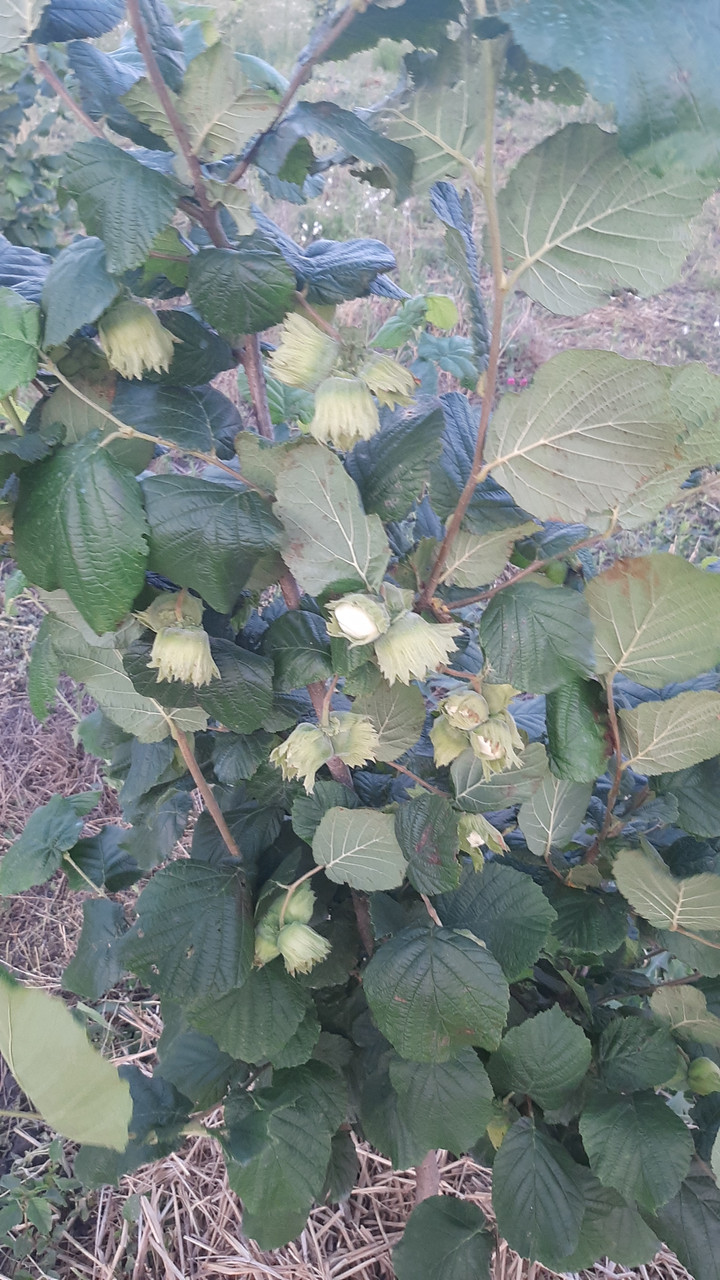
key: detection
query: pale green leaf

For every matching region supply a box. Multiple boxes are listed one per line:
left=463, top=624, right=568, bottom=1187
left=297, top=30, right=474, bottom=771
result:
left=587, top=554, right=720, bottom=687
left=274, top=441, right=391, bottom=595
left=353, top=679, right=425, bottom=763
left=518, top=776, right=593, bottom=857
left=614, top=845, right=720, bottom=934
left=440, top=523, right=536, bottom=588
left=619, top=691, right=720, bottom=772
left=484, top=350, right=682, bottom=528
left=451, top=741, right=549, bottom=812
left=497, top=124, right=710, bottom=315
left=0, top=287, right=40, bottom=398
left=312, top=807, right=406, bottom=891
left=0, top=966, right=131, bottom=1149
left=178, top=44, right=277, bottom=161
left=0, top=0, right=44, bottom=51
left=651, top=986, right=720, bottom=1048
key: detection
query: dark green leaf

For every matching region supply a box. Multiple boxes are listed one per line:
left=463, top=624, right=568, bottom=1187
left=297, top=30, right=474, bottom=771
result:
left=598, top=1016, right=683, bottom=1092
left=62, top=140, right=179, bottom=274
left=200, top=641, right=274, bottom=734
left=291, top=781, right=360, bottom=843
left=0, top=429, right=58, bottom=486
left=546, top=678, right=610, bottom=782
left=659, top=758, right=720, bottom=838
left=395, top=794, right=460, bottom=895
left=142, top=474, right=282, bottom=613
left=0, top=287, right=40, bottom=398
left=326, top=0, right=461, bottom=61
left=430, top=182, right=490, bottom=374
left=364, top=925, right=509, bottom=1061
left=157, top=1002, right=238, bottom=1109
left=437, top=862, right=556, bottom=982
left=479, top=580, right=595, bottom=694
left=389, top=1050, right=494, bottom=1153
left=121, top=861, right=253, bottom=1000
left=345, top=402, right=445, bottom=522
left=15, top=438, right=148, bottom=634
left=288, top=101, right=414, bottom=203
left=492, top=1118, right=585, bottom=1268
left=113, top=381, right=240, bottom=458
left=322, top=1129, right=359, bottom=1204
left=64, top=826, right=141, bottom=893
left=41, top=237, right=119, bottom=347
left=148, top=310, right=235, bottom=386
left=579, top=1090, right=694, bottom=1211
left=63, top=899, right=127, bottom=999
left=26, top=616, right=62, bottom=721
left=648, top=1166, right=720, bottom=1280
left=188, top=961, right=310, bottom=1062
left=561, top=1167, right=661, bottom=1270
left=394, top=1196, right=493, bottom=1280
left=489, top=1007, right=591, bottom=1110
left=0, top=791, right=99, bottom=895
left=187, top=237, right=295, bottom=339
left=118, top=787, right=192, bottom=872
left=211, top=731, right=276, bottom=787
left=263, top=610, right=332, bottom=690
left=546, top=883, right=629, bottom=954
left=359, top=1063, right=427, bottom=1169
left=33, top=0, right=124, bottom=42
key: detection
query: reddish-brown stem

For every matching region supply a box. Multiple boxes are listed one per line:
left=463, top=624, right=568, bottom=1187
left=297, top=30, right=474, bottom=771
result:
left=389, top=762, right=450, bottom=797
left=226, top=1, right=366, bottom=186
left=352, top=888, right=374, bottom=957
left=27, top=45, right=105, bottom=138
left=171, top=725, right=243, bottom=861
left=241, top=336, right=274, bottom=439
left=451, top=532, right=605, bottom=609
left=416, top=51, right=505, bottom=612
left=415, top=1150, right=440, bottom=1204
left=295, top=293, right=342, bottom=342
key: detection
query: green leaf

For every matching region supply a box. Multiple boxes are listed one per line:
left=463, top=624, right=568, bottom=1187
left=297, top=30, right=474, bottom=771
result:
left=518, top=775, right=592, bottom=857
left=113, top=382, right=240, bottom=457
left=290, top=100, right=415, bottom=204
left=291, top=780, right=360, bottom=843
left=395, top=794, right=460, bottom=895
left=451, top=741, right=549, bottom=812
left=496, top=124, right=710, bottom=316
left=0, top=0, right=44, bottom=52
left=492, top=1118, right=585, bottom=1268
left=619, top=692, right=720, bottom=773
left=187, top=237, right=295, bottom=338
left=312, top=807, right=407, bottom=891
left=62, top=140, right=179, bottom=274
left=547, top=883, right=629, bottom=954
left=376, top=41, right=486, bottom=193
left=345, top=403, right=445, bottom=522
left=141, top=474, right=282, bottom=614
left=437, top=862, right=557, bottom=982
left=125, top=43, right=276, bottom=162
left=41, top=237, right=120, bottom=347
left=0, top=791, right=98, bottom=895
left=394, top=1197, right=493, bottom=1280
left=124, top=637, right=273, bottom=735
left=614, top=845, right=720, bottom=934
left=43, top=613, right=206, bottom=743
left=490, top=1007, right=591, bottom=1110
left=587, top=554, right=720, bottom=688
left=274, top=441, right=390, bottom=595
left=561, top=1168, right=661, bottom=1270
left=0, top=965, right=131, bottom=1150
left=322, top=1128, right=359, bottom=1204
left=649, top=1167, right=720, bottom=1280
left=484, top=350, right=681, bottom=529
left=479, top=581, right=595, bottom=693
left=269, top=1006, right=320, bottom=1068
left=0, top=287, right=40, bottom=398
left=659, top=759, right=720, bottom=839
left=38, top=383, right=152, bottom=474
left=650, top=986, right=720, bottom=1049
left=263, top=610, right=333, bottom=690
left=156, top=1004, right=237, bottom=1109
left=63, top=826, right=140, bottom=893
left=441, top=523, right=536, bottom=589
left=579, top=1090, right=693, bottom=1211
left=598, top=1015, right=683, bottom=1091
left=360, top=1064, right=427, bottom=1169
left=63, top=899, right=127, bottom=1000
left=211, top=730, right=276, bottom=787
left=149, top=309, right=235, bottom=386
left=188, top=961, right=310, bottom=1062
left=363, top=925, right=509, bottom=1061
left=545, top=678, right=609, bottom=782
left=353, top=679, right=426, bottom=763
left=0, top=428, right=59, bottom=486
left=121, top=861, right=253, bottom=1000
left=389, top=1051, right=494, bottom=1153
left=15, top=438, right=148, bottom=634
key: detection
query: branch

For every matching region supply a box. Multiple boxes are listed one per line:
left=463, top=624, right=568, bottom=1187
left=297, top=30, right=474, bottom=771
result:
left=415, top=1150, right=440, bottom=1203
left=415, top=45, right=506, bottom=612
left=27, top=44, right=105, bottom=139
left=241, top=336, right=274, bottom=439
left=389, top=762, right=450, bottom=797
left=449, top=531, right=605, bottom=609
left=171, top=724, right=243, bottom=861
left=584, top=675, right=622, bottom=864
left=226, top=1, right=367, bottom=186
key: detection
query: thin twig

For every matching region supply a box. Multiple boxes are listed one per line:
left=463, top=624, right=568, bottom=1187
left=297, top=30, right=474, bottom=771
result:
left=450, top=531, right=606, bottom=608
left=388, top=762, right=450, bottom=797
left=416, top=45, right=505, bottom=610
left=420, top=894, right=443, bottom=927
left=226, top=1, right=367, bottom=186
left=27, top=44, right=105, bottom=139
left=240, top=336, right=274, bottom=439
left=171, top=724, right=243, bottom=861
left=295, top=293, right=343, bottom=342
left=278, top=865, right=324, bottom=927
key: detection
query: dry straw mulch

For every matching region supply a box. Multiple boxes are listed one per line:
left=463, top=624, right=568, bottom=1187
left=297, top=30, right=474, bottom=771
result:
left=0, top=569, right=695, bottom=1280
